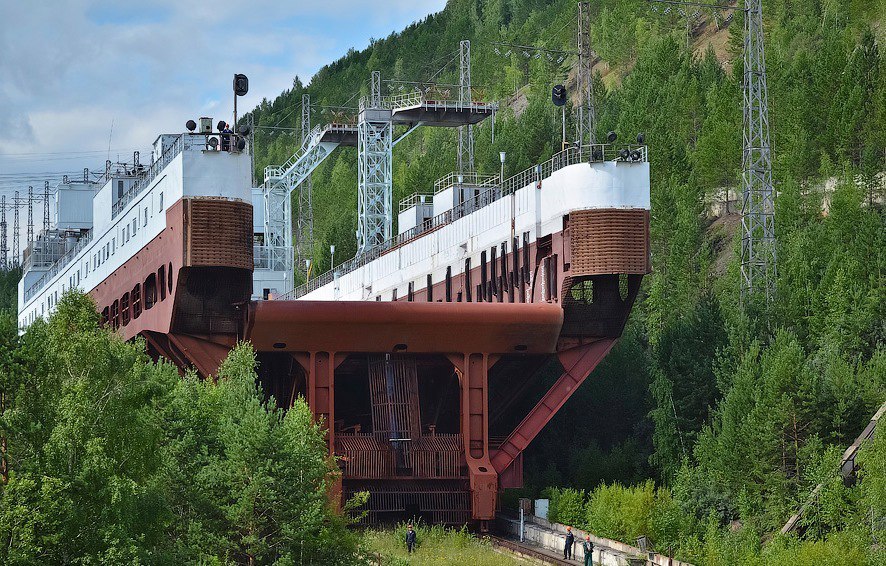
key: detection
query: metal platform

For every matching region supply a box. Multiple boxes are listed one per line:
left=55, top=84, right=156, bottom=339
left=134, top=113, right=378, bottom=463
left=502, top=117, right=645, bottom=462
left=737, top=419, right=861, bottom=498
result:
left=390, top=100, right=495, bottom=127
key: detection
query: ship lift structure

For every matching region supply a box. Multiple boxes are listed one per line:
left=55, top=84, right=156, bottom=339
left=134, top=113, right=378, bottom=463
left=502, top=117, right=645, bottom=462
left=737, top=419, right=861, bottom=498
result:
left=259, top=40, right=495, bottom=294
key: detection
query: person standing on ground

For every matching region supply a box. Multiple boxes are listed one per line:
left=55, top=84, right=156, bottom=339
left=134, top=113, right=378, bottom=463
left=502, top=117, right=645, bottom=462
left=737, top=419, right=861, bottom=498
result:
left=583, top=534, right=595, bottom=566
left=564, top=526, right=575, bottom=560
left=405, top=524, right=417, bottom=554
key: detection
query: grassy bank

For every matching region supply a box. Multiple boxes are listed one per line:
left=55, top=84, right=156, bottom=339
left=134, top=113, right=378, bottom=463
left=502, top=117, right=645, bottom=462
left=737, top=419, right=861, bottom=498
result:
left=362, top=523, right=522, bottom=565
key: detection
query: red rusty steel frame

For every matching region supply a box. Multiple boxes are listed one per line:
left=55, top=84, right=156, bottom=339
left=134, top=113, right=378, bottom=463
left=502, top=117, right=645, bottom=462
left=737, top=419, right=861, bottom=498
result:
left=167, top=334, right=237, bottom=378
left=291, top=352, right=346, bottom=454
left=245, top=300, right=563, bottom=354
left=448, top=353, right=500, bottom=521
left=490, top=339, right=617, bottom=475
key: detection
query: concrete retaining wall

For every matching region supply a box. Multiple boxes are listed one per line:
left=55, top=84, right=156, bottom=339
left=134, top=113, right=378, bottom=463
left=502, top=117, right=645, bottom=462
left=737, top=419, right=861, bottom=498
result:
left=497, top=514, right=693, bottom=566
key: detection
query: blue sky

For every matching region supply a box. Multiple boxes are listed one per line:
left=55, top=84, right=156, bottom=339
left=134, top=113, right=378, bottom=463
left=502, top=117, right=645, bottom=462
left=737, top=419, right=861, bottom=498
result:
left=0, top=0, right=446, bottom=190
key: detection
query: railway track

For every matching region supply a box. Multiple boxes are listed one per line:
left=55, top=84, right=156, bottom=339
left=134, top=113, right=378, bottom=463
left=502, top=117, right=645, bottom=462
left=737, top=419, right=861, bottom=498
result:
left=486, top=534, right=574, bottom=565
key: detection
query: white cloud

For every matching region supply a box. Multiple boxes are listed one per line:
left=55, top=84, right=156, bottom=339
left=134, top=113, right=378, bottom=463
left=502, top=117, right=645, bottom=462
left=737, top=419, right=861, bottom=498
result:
left=0, top=0, right=446, bottom=185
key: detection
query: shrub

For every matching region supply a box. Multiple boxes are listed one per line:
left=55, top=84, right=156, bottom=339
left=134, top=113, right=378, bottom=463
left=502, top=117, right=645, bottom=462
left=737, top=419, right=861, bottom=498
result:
left=547, top=487, right=586, bottom=527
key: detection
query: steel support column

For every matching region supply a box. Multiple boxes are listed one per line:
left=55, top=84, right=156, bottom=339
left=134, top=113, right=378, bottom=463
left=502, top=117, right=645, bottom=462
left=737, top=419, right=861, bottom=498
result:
left=357, top=73, right=393, bottom=254
left=448, top=352, right=499, bottom=521
left=457, top=40, right=475, bottom=174
left=292, top=351, right=345, bottom=455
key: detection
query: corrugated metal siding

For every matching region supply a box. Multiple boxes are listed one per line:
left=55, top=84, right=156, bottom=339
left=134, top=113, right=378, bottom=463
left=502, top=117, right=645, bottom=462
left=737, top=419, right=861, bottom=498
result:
left=184, top=198, right=253, bottom=269
left=569, top=209, right=650, bottom=275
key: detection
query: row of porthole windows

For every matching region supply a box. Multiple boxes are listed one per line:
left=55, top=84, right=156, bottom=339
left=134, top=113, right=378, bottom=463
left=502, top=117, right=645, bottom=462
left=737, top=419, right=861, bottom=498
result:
left=101, top=262, right=173, bottom=330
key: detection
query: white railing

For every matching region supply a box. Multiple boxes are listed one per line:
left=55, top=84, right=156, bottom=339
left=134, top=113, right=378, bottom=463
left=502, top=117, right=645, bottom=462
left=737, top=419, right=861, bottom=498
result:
left=114, top=133, right=245, bottom=218
left=433, top=172, right=500, bottom=194
left=398, top=191, right=435, bottom=212
left=382, top=90, right=424, bottom=110
left=263, top=124, right=324, bottom=185
left=24, top=231, right=94, bottom=303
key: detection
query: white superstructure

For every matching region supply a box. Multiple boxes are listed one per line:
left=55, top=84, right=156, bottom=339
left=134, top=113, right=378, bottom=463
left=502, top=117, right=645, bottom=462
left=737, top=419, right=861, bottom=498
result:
left=295, top=147, right=650, bottom=302
left=18, top=134, right=252, bottom=329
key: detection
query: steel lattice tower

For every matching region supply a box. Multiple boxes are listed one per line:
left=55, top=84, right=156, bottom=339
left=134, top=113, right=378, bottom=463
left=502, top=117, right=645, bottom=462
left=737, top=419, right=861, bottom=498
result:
left=0, top=196, right=7, bottom=271
left=296, top=94, right=315, bottom=274
left=43, top=181, right=50, bottom=234
left=577, top=1, right=597, bottom=145
left=12, top=191, right=20, bottom=268
left=740, top=0, right=776, bottom=303
left=457, top=40, right=475, bottom=174
left=357, top=71, right=393, bottom=254
left=27, top=186, right=34, bottom=245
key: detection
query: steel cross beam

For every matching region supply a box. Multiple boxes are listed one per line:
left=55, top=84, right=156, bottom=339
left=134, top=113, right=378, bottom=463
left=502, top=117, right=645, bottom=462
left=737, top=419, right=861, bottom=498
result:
left=490, top=340, right=617, bottom=476
left=647, top=0, right=744, bottom=10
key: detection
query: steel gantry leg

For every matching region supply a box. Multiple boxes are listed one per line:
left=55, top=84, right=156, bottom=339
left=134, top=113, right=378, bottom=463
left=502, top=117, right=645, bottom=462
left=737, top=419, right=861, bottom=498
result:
left=357, top=71, right=393, bottom=254
left=448, top=352, right=499, bottom=522
left=292, top=351, right=345, bottom=455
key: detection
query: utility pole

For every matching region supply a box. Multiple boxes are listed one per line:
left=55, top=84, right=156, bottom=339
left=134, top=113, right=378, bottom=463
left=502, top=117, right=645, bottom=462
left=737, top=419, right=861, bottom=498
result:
left=646, top=0, right=776, bottom=304
left=457, top=40, right=475, bottom=174
left=739, top=0, right=776, bottom=303
left=296, top=94, right=315, bottom=278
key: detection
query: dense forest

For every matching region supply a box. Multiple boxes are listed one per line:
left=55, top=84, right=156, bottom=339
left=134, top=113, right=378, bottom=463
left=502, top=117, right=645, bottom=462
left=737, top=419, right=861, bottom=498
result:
left=244, top=0, right=885, bottom=563
left=0, top=0, right=883, bottom=563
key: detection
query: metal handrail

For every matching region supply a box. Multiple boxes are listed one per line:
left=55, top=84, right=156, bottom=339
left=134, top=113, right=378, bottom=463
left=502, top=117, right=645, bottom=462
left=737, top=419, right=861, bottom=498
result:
left=433, top=172, right=500, bottom=194
left=264, top=124, right=324, bottom=185
left=284, top=143, right=648, bottom=300
left=113, top=133, right=243, bottom=218
left=358, top=89, right=500, bottom=114
left=24, top=230, right=94, bottom=303
left=398, top=191, right=435, bottom=212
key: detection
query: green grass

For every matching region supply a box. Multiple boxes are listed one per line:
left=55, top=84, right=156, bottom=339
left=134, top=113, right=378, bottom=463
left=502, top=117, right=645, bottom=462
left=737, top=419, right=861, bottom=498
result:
left=361, top=522, right=522, bottom=566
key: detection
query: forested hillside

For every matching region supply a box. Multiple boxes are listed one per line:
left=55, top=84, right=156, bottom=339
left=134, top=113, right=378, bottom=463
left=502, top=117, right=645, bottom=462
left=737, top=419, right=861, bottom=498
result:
left=246, top=0, right=885, bottom=563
